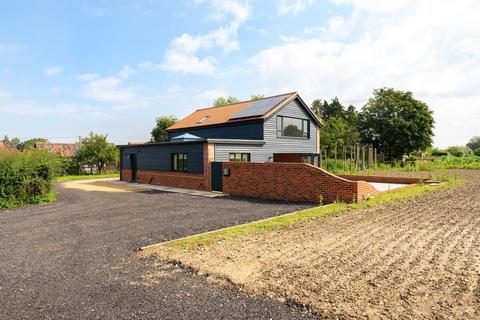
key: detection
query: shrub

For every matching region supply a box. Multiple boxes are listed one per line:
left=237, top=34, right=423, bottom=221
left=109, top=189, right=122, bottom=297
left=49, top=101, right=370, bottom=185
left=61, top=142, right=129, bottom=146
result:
left=0, top=149, right=61, bottom=208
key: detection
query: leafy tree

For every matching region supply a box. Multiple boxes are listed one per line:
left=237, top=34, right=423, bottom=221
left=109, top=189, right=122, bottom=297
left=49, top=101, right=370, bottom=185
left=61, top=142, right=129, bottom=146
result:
left=320, top=117, right=360, bottom=151
left=75, top=132, right=117, bottom=173
left=358, top=88, right=434, bottom=160
left=250, top=94, right=264, bottom=100
left=474, top=149, right=480, bottom=156
left=213, top=96, right=240, bottom=107
left=446, top=146, right=472, bottom=157
left=151, top=116, right=177, bottom=142
left=18, top=138, right=48, bottom=151
left=311, top=98, right=360, bottom=151
left=2, top=135, right=9, bottom=143
left=466, top=136, right=480, bottom=151
left=11, top=137, right=21, bottom=145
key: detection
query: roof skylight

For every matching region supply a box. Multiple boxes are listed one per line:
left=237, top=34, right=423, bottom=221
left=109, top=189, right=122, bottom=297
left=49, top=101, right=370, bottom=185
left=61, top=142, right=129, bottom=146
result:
left=196, top=116, right=210, bottom=123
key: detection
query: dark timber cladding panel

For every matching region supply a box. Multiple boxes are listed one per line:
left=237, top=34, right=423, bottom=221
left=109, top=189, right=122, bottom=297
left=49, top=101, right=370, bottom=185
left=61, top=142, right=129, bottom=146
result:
left=168, top=120, right=264, bottom=140
left=120, top=143, right=204, bottom=174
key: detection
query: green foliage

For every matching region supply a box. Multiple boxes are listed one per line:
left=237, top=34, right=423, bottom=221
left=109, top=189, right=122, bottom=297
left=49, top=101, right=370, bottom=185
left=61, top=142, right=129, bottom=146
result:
left=311, top=97, right=360, bottom=151
left=359, top=88, right=435, bottom=160
left=18, top=138, right=48, bottom=151
left=75, top=132, right=118, bottom=173
left=213, top=96, right=240, bottom=107
left=430, top=147, right=449, bottom=157
left=446, top=146, right=472, bottom=157
left=321, top=117, right=360, bottom=151
left=151, top=116, right=177, bottom=142
left=250, top=94, right=264, bottom=100
left=474, top=149, right=480, bottom=156
left=466, top=136, right=480, bottom=152
left=0, top=149, right=61, bottom=208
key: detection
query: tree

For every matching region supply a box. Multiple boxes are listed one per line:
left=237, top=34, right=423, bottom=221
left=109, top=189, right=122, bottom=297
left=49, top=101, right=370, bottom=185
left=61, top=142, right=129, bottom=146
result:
left=2, top=135, right=9, bottom=143
left=467, top=136, right=480, bottom=151
left=213, top=96, right=240, bottom=107
left=320, top=117, right=360, bottom=151
left=311, top=98, right=360, bottom=151
left=446, top=146, right=472, bottom=157
left=75, top=132, right=117, bottom=173
left=358, top=88, right=434, bottom=160
left=250, top=94, right=264, bottom=100
left=18, top=138, right=48, bottom=150
left=151, top=116, right=177, bottom=142
left=11, top=137, right=21, bottom=145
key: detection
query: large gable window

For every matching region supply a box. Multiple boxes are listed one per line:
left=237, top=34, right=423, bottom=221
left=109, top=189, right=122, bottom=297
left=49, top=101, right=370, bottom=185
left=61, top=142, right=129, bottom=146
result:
left=172, top=153, right=188, bottom=172
left=276, top=116, right=309, bottom=138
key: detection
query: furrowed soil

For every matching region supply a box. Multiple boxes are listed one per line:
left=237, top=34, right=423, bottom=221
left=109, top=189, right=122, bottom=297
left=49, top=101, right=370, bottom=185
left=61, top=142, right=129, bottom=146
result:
left=150, top=170, right=480, bottom=319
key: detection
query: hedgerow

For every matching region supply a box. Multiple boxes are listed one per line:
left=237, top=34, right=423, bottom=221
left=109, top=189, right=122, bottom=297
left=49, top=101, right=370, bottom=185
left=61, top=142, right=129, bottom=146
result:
left=0, top=149, right=62, bottom=208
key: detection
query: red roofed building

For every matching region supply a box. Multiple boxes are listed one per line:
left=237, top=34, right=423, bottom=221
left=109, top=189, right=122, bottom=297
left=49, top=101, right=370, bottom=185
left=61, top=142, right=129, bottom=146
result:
left=34, top=142, right=81, bottom=158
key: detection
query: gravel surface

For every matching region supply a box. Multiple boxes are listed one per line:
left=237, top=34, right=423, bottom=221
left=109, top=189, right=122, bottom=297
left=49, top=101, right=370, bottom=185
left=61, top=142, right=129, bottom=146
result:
left=156, top=170, right=480, bottom=319
left=0, top=181, right=314, bottom=320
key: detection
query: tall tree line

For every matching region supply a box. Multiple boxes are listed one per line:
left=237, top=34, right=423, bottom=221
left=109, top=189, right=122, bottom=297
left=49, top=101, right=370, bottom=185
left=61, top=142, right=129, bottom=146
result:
left=312, top=88, right=435, bottom=160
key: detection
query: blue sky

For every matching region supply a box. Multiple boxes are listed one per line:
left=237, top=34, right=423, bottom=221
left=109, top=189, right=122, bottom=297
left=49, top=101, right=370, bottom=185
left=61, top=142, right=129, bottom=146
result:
left=1, top=0, right=479, bottom=147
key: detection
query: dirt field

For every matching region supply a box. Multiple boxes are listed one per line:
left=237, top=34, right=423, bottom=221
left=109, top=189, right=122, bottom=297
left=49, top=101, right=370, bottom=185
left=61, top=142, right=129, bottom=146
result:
left=152, top=170, right=480, bottom=319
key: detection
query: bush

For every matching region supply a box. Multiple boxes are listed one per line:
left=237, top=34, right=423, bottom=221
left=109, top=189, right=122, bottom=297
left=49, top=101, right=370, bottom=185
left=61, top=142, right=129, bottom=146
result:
left=0, top=149, right=61, bottom=208
left=446, top=146, right=472, bottom=157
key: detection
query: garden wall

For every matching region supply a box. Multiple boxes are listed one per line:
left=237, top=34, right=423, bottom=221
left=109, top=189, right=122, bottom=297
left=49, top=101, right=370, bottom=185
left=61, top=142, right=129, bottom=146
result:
left=222, top=162, right=379, bottom=204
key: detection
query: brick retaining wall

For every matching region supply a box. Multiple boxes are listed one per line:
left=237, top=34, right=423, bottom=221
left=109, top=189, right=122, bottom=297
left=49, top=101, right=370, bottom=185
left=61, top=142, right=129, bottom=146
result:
left=338, top=174, right=430, bottom=185
left=222, top=162, right=379, bottom=204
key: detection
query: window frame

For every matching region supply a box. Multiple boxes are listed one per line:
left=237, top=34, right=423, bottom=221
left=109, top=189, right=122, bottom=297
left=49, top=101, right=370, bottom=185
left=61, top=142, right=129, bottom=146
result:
left=276, top=115, right=310, bottom=139
left=171, top=153, right=188, bottom=172
left=229, top=153, right=251, bottom=162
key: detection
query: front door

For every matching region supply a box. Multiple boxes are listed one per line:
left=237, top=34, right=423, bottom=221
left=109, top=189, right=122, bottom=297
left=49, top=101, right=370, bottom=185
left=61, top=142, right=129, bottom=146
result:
left=129, top=153, right=137, bottom=182
left=211, top=162, right=223, bottom=192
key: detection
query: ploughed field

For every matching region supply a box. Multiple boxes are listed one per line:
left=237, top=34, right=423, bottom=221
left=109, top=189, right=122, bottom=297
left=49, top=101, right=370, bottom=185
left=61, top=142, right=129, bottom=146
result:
left=151, top=170, right=480, bottom=319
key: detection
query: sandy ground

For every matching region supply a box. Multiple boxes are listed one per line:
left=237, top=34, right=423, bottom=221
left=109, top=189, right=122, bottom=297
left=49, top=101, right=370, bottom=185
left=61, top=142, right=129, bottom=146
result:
left=152, top=170, right=480, bottom=319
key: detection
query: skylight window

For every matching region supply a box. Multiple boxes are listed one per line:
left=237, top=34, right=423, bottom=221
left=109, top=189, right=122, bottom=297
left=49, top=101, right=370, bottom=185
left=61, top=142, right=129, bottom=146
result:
left=196, top=116, right=210, bottom=123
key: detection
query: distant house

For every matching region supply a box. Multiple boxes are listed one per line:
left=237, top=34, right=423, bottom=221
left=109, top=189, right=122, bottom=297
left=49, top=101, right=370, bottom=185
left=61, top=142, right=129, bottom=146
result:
left=118, top=92, right=323, bottom=191
left=34, top=142, right=81, bottom=158
left=0, top=141, right=19, bottom=153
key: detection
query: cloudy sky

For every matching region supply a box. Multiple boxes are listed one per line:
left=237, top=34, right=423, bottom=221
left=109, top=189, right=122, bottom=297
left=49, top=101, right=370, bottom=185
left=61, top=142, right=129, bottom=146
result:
left=0, top=0, right=479, bottom=147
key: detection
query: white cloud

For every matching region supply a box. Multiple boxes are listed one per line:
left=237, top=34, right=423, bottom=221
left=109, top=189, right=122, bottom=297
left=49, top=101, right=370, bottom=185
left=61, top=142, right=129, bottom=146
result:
left=277, top=0, right=315, bottom=16
left=248, top=0, right=480, bottom=147
left=81, top=76, right=136, bottom=104
left=49, top=86, right=63, bottom=94
left=160, top=0, right=250, bottom=74
left=118, top=65, right=135, bottom=79
left=44, top=66, right=64, bottom=76
left=330, top=0, right=412, bottom=12
left=0, top=90, right=12, bottom=98
left=167, top=84, right=183, bottom=93
left=195, top=89, right=229, bottom=105
left=0, top=97, right=94, bottom=116
left=77, top=73, right=99, bottom=81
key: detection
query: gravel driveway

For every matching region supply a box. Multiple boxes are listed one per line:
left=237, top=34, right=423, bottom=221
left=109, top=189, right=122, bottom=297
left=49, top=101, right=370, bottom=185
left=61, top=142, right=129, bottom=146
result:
left=0, top=181, right=314, bottom=320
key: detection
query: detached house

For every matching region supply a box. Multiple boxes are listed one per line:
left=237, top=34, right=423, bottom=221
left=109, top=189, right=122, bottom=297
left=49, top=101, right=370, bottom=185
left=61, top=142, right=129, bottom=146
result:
left=119, top=92, right=322, bottom=192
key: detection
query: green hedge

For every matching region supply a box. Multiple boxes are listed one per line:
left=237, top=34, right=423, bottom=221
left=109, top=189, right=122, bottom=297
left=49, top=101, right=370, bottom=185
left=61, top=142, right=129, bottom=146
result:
left=0, top=149, right=62, bottom=208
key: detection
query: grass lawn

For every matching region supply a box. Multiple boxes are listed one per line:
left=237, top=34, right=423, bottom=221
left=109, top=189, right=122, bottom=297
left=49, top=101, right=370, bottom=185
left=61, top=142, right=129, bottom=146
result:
left=156, top=177, right=460, bottom=251
left=56, top=172, right=119, bottom=182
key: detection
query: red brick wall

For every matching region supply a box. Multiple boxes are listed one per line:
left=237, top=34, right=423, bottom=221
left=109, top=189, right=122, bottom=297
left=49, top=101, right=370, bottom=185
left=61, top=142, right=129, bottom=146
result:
left=273, top=153, right=302, bottom=163
left=338, top=174, right=430, bottom=185
left=222, top=162, right=380, bottom=204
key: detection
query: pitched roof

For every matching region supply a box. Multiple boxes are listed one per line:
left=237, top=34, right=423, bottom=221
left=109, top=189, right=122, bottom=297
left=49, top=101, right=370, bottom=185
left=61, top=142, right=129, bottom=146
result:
left=34, top=142, right=81, bottom=157
left=167, top=92, right=315, bottom=131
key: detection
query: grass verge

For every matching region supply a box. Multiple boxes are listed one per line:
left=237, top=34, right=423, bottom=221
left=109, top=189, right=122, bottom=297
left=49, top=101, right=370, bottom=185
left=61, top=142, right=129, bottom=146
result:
left=159, top=178, right=460, bottom=251
left=56, top=172, right=119, bottom=182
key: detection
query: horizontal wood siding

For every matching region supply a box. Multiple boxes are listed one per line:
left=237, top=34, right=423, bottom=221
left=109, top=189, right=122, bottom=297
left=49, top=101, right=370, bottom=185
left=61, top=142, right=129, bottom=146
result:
left=120, top=143, right=204, bottom=174
left=214, top=144, right=269, bottom=162
left=168, top=120, right=264, bottom=140
left=214, top=98, right=319, bottom=162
